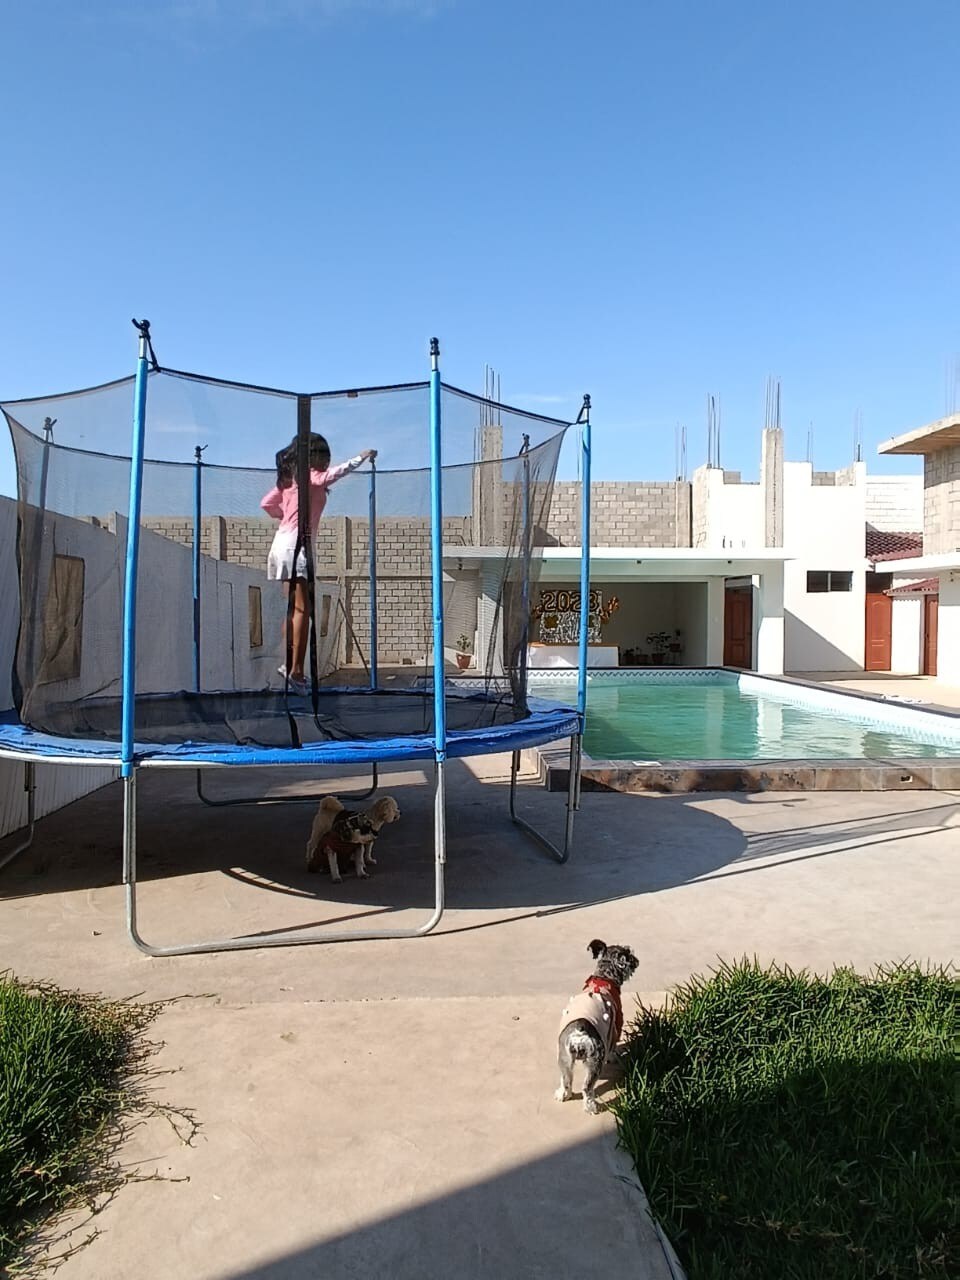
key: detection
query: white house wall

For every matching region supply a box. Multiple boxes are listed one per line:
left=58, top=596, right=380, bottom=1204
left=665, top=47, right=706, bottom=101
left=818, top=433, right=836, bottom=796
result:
left=783, top=462, right=867, bottom=671
left=674, top=583, right=709, bottom=665
left=1, top=497, right=308, bottom=840
left=890, top=597, right=922, bottom=674
left=0, top=497, right=116, bottom=840
left=938, top=573, right=960, bottom=685
left=694, top=467, right=763, bottom=550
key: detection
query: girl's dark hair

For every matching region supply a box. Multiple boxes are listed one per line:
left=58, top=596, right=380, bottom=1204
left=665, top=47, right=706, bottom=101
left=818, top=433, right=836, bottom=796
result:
left=275, top=432, right=331, bottom=489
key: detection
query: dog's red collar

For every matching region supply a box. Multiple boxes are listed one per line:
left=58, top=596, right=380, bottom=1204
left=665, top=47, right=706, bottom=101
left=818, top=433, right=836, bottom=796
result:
left=583, top=975, right=624, bottom=1039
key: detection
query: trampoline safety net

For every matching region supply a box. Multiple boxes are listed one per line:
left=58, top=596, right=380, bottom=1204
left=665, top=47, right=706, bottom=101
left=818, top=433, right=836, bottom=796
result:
left=3, top=364, right=572, bottom=750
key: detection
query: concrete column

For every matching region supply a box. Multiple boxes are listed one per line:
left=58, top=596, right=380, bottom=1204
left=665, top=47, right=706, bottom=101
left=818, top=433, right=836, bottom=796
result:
left=706, top=577, right=725, bottom=664
left=761, top=428, right=784, bottom=548
left=754, top=561, right=785, bottom=674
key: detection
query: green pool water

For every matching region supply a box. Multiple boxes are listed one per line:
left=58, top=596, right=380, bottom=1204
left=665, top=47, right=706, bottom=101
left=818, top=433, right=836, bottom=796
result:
left=529, top=673, right=960, bottom=761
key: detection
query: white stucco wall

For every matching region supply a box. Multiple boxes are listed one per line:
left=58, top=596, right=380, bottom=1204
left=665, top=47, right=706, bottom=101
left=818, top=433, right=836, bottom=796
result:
left=937, top=573, right=960, bottom=685
left=890, top=597, right=922, bottom=674
left=674, top=582, right=709, bottom=665
left=694, top=467, right=763, bottom=550
left=783, top=462, right=867, bottom=671
left=694, top=458, right=870, bottom=672
left=1, top=498, right=117, bottom=840
left=1, top=498, right=315, bottom=840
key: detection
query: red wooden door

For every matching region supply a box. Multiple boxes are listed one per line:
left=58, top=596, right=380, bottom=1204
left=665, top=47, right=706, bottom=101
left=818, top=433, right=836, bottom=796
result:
left=864, top=592, right=893, bottom=671
left=723, top=589, right=753, bottom=668
left=923, top=595, right=938, bottom=676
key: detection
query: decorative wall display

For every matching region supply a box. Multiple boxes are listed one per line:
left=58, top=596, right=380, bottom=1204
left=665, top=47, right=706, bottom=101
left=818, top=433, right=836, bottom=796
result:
left=532, top=588, right=620, bottom=644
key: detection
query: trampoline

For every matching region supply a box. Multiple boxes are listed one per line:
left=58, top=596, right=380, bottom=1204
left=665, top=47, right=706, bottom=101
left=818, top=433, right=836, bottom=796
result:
left=0, top=326, right=592, bottom=954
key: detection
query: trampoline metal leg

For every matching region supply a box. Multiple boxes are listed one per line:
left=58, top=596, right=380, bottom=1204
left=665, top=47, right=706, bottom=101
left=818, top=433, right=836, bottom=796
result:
left=0, top=762, right=36, bottom=873
left=194, top=764, right=380, bottom=808
left=509, top=735, right=581, bottom=864
left=124, top=760, right=446, bottom=957
left=123, top=771, right=148, bottom=952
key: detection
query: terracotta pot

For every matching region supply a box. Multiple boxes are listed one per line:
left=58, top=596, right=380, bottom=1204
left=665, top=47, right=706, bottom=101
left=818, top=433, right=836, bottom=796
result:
left=456, top=653, right=471, bottom=670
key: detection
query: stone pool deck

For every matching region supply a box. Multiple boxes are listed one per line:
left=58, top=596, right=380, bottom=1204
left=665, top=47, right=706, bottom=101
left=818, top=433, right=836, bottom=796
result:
left=531, top=746, right=960, bottom=794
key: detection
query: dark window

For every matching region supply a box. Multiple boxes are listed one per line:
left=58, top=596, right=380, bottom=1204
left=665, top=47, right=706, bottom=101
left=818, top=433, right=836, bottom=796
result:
left=41, top=554, right=84, bottom=682
left=248, top=586, right=263, bottom=648
left=807, top=570, right=853, bottom=593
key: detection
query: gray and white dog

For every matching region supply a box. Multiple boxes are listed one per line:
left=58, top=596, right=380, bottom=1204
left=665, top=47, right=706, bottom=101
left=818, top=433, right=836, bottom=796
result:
left=555, top=939, right=639, bottom=1114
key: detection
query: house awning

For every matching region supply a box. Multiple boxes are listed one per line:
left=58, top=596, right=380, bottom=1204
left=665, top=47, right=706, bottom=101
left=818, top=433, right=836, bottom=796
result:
left=879, top=412, right=960, bottom=455
left=886, top=577, right=939, bottom=597
left=875, top=552, right=960, bottom=575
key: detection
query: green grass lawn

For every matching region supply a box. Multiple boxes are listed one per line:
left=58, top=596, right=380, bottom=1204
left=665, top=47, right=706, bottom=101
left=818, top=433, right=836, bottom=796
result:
left=615, top=959, right=957, bottom=1280
left=0, top=975, right=159, bottom=1270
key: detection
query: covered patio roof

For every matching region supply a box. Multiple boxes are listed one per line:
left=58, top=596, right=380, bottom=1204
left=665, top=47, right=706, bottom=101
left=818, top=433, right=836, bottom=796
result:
left=876, top=551, right=960, bottom=575
left=535, top=546, right=792, bottom=580
left=878, top=411, right=960, bottom=455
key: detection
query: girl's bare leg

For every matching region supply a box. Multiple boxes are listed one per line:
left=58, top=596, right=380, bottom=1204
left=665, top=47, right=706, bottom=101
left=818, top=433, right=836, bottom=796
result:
left=291, top=579, right=310, bottom=678
left=281, top=584, right=291, bottom=669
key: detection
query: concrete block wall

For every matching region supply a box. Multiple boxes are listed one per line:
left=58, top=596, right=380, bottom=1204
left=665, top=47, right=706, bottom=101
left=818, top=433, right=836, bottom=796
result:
left=923, top=446, right=960, bottom=554
left=547, top=481, right=692, bottom=548
left=137, top=516, right=225, bottom=559
left=140, top=512, right=477, bottom=665
left=865, top=475, right=923, bottom=532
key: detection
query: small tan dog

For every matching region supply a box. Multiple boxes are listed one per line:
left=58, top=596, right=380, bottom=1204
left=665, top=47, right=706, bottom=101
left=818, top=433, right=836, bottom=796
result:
left=305, top=795, right=401, bottom=883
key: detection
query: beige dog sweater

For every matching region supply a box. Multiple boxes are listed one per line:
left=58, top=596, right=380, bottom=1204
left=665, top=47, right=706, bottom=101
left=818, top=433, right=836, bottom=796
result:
left=559, top=977, right=624, bottom=1057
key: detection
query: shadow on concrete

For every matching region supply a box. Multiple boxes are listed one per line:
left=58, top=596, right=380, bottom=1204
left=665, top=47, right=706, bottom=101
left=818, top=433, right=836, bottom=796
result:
left=0, top=757, right=744, bottom=912
left=1, top=760, right=955, bottom=939
left=215, top=1130, right=677, bottom=1280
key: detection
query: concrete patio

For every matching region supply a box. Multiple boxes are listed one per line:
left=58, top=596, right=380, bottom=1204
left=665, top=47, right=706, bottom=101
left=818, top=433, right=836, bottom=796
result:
left=800, top=670, right=960, bottom=713
left=1, top=754, right=957, bottom=1279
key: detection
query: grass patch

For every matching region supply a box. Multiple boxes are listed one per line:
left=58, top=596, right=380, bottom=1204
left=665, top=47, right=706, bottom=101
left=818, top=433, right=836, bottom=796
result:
left=0, top=974, right=164, bottom=1271
left=615, top=959, right=958, bottom=1279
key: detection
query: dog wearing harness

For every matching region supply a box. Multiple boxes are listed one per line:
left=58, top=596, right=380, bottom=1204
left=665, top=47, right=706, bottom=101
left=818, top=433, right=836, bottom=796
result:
left=305, top=795, right=401, bottom=883
left=556, top=938, right=639, bottom=1114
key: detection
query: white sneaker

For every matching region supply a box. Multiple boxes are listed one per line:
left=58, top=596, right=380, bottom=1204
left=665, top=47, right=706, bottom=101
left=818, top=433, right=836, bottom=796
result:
left=278, top=666, right=309, bottom=696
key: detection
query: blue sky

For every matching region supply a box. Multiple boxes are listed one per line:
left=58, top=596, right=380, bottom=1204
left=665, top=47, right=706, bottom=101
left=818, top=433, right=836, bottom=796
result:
left=2, top=0, right=958, bottom=495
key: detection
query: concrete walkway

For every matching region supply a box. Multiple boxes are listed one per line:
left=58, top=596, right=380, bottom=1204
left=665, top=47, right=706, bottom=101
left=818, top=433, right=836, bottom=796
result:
left=2, top=754, right=957, bottom=1278
left=794, top=669, right=960, bottom=713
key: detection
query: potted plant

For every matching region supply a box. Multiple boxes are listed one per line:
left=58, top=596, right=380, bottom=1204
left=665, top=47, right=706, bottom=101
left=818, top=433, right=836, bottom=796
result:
left=646, top=630, right=672, bottom=666
left=455, top=634, right=473, bottom=670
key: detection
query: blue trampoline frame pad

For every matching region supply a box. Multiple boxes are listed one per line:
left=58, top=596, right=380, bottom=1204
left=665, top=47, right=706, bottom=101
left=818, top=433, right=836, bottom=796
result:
left=0, top=692, right=580, bottom=768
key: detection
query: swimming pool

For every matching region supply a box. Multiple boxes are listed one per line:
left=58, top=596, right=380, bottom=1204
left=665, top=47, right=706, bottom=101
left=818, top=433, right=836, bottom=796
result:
left=528, top=670, right=960, bottom=762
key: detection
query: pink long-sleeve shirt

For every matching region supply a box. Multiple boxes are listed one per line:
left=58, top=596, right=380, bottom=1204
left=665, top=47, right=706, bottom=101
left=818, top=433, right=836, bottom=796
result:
left=260, top=457, right=364, bottom=534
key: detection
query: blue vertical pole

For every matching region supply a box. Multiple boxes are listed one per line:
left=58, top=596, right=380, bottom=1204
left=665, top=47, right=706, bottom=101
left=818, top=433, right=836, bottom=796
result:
left=577, top=395, right=591, bottom=724
left=519, top=434, right=531, bottom=701
left=368, top=459, right=378, bottom=690
left=192, top=445, right=204, bottom=693
left=429, top=339, right=446, bottom=751
left=121, top=323, right=152, bottom=780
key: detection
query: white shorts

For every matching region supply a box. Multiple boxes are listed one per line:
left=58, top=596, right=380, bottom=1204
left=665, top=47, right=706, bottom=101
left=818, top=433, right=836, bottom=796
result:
left=267, top=531, right=308, bottom=581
